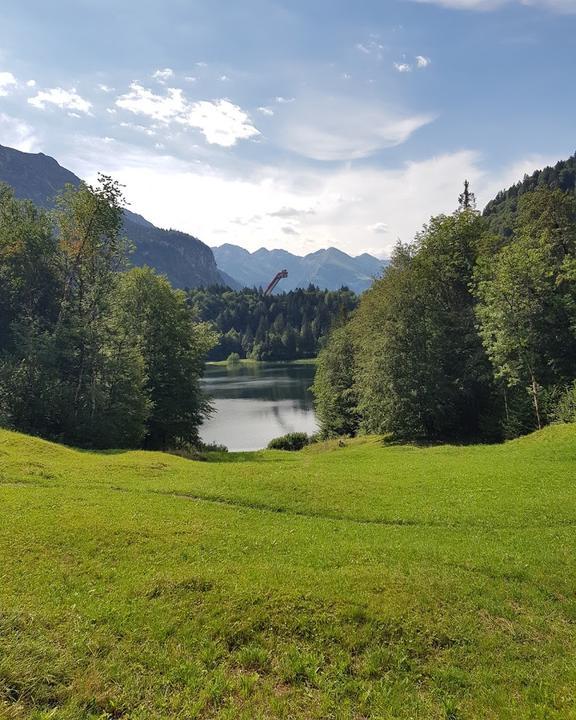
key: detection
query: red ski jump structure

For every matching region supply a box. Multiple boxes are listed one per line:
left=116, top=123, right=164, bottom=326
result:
left=264, top=269, right=288, bottom=296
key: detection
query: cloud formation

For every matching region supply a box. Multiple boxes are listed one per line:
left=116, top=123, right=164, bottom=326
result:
left=182, top=100, right=260, bottom=146
left=28, top=87, right=92, bottom=113
left=275, top=96, right=434, bottom=161
left=115, top=83, right=260, bottom=147
left=0, top=71, right=17, bottom=96
left=152, top=68, right=174, bottom=83
left=0, top=113, right=38, bottom=152
left=410, top=0, right=576, bottom=11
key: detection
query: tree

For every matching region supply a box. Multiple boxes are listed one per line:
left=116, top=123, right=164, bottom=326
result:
left=115, top=268, right=217, bottom=449
left=475, top=190, right=576, bottom=432
left=352, top=209, right=494, bottom=441
left=313, top=325, right=359, bottom=438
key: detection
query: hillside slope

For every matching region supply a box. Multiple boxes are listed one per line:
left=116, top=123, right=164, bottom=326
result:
left=1, top=426, right=576, bottom=718
left=212, top=243, right=384, bottom=293
left=0, top=144, right=225, bottom=289
left=484, top=152, right=576, bottom=238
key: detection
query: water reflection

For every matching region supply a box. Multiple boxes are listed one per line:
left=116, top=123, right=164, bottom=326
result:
left=200, top=362, right=318, bottom=451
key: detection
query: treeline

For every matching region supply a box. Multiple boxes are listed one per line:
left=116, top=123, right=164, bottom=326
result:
left=0, top=179, right=216, bottom=450
left=314, top=185, right=576, bottom=442
left=187, top=286, right=357, bottom=361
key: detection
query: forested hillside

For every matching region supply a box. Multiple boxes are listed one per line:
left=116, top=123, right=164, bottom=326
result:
left=484, top=153, right=576, bottom=238
left=0, top=144, right=225, bottom=289
left=187, top=285, right=357, bottom=361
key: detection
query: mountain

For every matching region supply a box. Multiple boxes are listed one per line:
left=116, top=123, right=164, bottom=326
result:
left=0, top=144, right=225, bottom=289
left=484, top=153, right=576, bottom=238
left=212, top=244, right=384, bottom=294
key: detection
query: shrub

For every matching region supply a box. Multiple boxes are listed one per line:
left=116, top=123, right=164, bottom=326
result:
left=552, top=381, right=576, bottom=424
left=267, top=432, right=311, bottom=451
left=227, top=352, right=241, bottom=364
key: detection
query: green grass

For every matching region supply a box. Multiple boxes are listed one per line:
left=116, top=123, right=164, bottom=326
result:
left=1, top=426, right=576, bottom=718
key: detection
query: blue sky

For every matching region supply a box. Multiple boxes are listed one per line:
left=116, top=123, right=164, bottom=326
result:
left=0, top=0, right=575, bottom=257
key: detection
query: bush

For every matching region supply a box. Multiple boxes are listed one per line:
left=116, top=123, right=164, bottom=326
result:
left=227, top=352, right=241, bottom=364
left=552, top=381, right=576, bottom=424
left=267, top=432, right=311, bottom=451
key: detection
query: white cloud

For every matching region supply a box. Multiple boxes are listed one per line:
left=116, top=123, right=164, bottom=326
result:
left=275, top=96, right=295, bottom=104
left=0, top=113, right=38, bottom=152
left=97, top=83, right=114, bottom=92
left=416, top=55, right=431, bottom=68
left=116, top=82, right=187, bottom=121
left=0, top=71, right=17, bottom=97
left=28, top=88, right=92, bottom=113
left=409, top=0, right=576, bottom=11
left=115, top=83, right=259, bottom=147
left=394, top=62, right=412, bottom=73
left=70, top=137, right=561, bottom=259
left=184, top=76, right=197, bottom=82
left=258, top=106, right=275, bottom=116
left=274, top=95, right=434, bottom=161
left=181, top=100, right=260, bottom=146
left=355, top=39, right=385, bottom=59
left=370, top=222, right=390, bottom=234
left=152, top=67, right=174, bottom=83
left=26, top=79, right=36, bottom=88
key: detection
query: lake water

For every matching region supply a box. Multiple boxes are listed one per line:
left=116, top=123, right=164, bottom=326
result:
left=200, top=362, right=318, bottom=451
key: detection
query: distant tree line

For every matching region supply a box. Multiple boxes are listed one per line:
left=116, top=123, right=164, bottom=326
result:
left=187, top=285, right=357, bottom=361
left=314, top=184, right=576, bottom=442
left=0, top=179, right=216, bottom=450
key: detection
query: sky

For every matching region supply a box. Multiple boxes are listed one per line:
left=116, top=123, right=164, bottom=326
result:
left=0, top=0, right=575, bottom=258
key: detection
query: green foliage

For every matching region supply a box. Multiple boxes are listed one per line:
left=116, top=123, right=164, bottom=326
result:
left=187, top=285, right=357, bottom=361
left=351, top=210, right=495, bottom=441
left=112, top=268, right=218, bottom=449
left=267, top=431, right=311, bottom=450
left=484, top=153, right=576, bottom=239
left=0, top=181, right=215, bottom=449
left=226, top=352, right=241, bottom=364
left=318, top=182, right=576, bottom=443
left=475, top=190, right=576, bottom=431
left=550, top=381, right=576, bottom=424
left=312, top=325, right=359, bottom=438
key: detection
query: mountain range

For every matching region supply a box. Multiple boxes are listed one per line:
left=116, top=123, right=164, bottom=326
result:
left=212, top=244, right=384, bottom=294
left=0, top=144, right=387, bottom=294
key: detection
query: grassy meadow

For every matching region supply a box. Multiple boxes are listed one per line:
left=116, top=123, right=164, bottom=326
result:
left=1, top=426, right=576, bottom=718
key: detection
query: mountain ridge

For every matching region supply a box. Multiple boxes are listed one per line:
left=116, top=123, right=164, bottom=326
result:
left=0, top=144, right=225, bottom=289
left=212, top=243, right=385, bottom=293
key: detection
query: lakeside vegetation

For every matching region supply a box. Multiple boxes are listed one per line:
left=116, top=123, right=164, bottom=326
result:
left=187, top=285, right=357, bottom=362
left=0, top=179, right=216, bottom=451
left=2, top=424, right=576, bottom=718
left=314, top=179, right=576, bottom=443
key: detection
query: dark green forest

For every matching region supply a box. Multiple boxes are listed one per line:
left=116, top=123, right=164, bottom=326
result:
left=0, top=179, right=216, bottom=450
left=187, top=286, right=357, bottom=361
left=314, top=167, right=576, bottom=443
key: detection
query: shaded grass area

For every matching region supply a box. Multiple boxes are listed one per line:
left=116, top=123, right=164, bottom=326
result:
left=1, top=426, right=576, bottom=718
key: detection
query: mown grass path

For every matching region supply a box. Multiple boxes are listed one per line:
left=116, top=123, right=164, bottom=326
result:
left=1, top=427, right=576, bottom=719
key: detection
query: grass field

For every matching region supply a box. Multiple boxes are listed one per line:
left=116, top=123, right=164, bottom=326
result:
left=1, top=426, right=576, bottom=719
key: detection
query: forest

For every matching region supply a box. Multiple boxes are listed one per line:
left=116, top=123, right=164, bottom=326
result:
left=187, top=285, right=358, bottom=361
left=0, top=178, right=216, bottom=450
left=314, top=176, right=576, bottom=442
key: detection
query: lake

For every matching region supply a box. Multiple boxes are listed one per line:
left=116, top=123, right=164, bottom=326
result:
left=200, top=362, right=318, bottom=451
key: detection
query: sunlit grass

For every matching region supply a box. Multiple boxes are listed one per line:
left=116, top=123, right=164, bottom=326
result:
left=1, top=426, right=576, bottom=718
